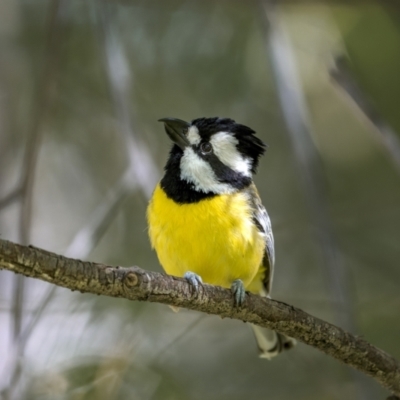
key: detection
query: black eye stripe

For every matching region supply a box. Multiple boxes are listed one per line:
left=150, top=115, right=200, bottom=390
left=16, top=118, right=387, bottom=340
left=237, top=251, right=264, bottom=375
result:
left=196, top=151, right=251, bottom=189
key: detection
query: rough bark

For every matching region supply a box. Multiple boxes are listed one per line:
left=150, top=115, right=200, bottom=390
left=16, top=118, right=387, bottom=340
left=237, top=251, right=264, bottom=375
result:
left=0, top=238, right=399, bottom=395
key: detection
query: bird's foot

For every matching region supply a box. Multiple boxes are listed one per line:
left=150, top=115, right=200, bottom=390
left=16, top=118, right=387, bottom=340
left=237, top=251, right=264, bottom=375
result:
left=231, top=279, right=246, bottom=307
left=184, top=271, right=203, bottom=296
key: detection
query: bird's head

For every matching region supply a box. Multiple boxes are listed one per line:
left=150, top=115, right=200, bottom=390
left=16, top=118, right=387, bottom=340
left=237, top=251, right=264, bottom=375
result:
left=159, top=117, right=266, bottom=200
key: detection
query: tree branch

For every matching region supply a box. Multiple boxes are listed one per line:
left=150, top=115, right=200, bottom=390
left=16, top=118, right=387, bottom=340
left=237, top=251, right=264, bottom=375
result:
left=0, top=238, right=399, bottom=396
left=330, top=56, right=400, bottom=175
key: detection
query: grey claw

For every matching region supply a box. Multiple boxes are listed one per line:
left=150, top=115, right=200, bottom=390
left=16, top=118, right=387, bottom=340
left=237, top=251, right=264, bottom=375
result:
left=184, top=271, right=203, bottom=296
left=231, top=279, right=246, bottom=307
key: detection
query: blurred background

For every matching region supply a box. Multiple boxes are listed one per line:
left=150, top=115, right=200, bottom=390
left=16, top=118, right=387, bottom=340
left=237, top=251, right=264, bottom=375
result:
left=0, top=0, right=400, bottom=399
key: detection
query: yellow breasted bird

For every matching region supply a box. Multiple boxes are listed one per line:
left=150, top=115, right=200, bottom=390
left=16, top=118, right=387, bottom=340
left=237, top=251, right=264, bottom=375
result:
left=147, top=117, right=296, bottom=359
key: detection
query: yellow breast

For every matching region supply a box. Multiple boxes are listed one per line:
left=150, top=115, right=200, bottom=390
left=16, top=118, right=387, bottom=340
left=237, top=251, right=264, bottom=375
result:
left=147, top=184, right=265, bottom=289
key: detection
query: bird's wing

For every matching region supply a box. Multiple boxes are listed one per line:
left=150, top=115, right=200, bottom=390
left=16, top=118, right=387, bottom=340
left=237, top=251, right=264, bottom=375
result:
left=246, top=183, right=275, bottom=295
left=246, top=184, right=296, bottom=358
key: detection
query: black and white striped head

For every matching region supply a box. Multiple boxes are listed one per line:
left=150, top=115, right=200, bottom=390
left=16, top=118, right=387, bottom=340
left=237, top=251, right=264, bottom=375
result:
left=160, top=117, right=266, bottom=203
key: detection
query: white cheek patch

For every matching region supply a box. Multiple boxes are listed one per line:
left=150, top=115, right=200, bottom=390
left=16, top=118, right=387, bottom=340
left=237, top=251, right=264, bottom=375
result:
left=186, top=126, right=201, bottom=145
left=210, top=132, right=252, bottom=177
left=180, top=147, right=234, bottom=194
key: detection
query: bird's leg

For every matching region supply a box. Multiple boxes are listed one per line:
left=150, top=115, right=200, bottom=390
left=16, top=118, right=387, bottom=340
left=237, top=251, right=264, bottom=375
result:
left=184, top=271, right=203, bottom=296
left=231, top=279, right=246, bottom=307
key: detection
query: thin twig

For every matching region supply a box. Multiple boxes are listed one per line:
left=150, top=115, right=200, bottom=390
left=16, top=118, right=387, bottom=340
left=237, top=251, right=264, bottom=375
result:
left=1, top=167, right=134, bottom=399
left=3, top=1, right=161, bottom=393
left=94, top=0, right=158, bottom=198
left=12, top=0, right=67, bottom=339
left=64, top=169, right=133, bottom=259
left=0, top=238, right=399, bottom=397
left=331, top=56, right=400, bottom=174
left=0, top=188, right=22, bottom=212
left=261, top=0, right=355, bottom=332
left=260, top=5, right=371, bottom=396
left=18, top=0, right=67, bottom=246
left=154, top=314, right=207, bottom=362
left=4, top=1, right=68, bottom=399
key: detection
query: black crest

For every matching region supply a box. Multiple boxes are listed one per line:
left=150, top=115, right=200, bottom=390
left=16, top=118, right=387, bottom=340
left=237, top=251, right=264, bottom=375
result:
left=160, top=117, right=267, bottom=203
left=191, top=117, right=266, bottom=173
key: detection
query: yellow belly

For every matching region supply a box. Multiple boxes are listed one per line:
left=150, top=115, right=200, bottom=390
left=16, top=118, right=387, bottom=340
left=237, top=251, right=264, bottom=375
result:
left=147, top=184, right=265, bottom=290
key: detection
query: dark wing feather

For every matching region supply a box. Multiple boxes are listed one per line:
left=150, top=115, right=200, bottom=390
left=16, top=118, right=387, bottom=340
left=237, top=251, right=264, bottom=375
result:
left=246, top=183, right=275, bottom=295
left=246, top=185, right=296, bottom=357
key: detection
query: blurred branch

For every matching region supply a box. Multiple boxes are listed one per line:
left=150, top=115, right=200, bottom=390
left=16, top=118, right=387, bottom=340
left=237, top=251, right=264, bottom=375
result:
left=3, top=0, right=69, bottom=398
left=2, top=167, right=136, bottom=398
left=11, top=0, right=67, bottom=340
left=0, top=239, right=399, bottom=397
left=95, top=0, right=158, bottom=198
left=3, top=2, right=160, bottom=395
left=261, top=0, right=356, bottom=328
left=18, top=0, right=66, bottom=246
left=261, top=6, right=373, bottom=396
left=331, top=56, right=400, bottom=174
left=0, top=188, right=21, bottom=212
left=64, top=168, right=133, bottom=259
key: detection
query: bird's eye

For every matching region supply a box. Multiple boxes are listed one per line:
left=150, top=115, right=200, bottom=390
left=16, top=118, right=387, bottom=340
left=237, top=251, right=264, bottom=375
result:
left=200, top=142, right=213, bottom=155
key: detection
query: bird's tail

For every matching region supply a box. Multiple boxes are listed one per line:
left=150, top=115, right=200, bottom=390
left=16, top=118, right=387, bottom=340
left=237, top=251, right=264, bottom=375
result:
left=250, top=324, right=296, bottom=360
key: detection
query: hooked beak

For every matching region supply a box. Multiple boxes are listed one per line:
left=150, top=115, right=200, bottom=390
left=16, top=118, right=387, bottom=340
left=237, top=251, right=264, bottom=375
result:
left=159, top=118, right=190, bottom=150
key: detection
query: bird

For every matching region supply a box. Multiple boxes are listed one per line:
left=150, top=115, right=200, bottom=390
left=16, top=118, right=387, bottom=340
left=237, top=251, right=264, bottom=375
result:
left=147, top=116, right=296, bottom=359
